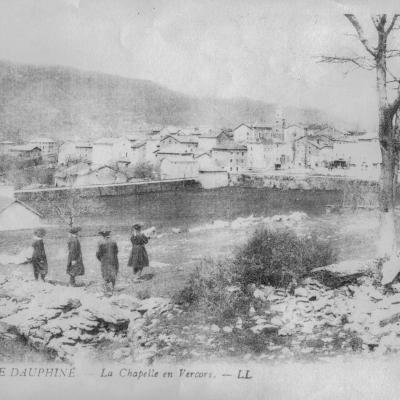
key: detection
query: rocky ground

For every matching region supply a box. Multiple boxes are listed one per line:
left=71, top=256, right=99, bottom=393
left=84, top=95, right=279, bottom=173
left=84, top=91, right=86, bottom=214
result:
left=0, top=274, right=172, bottom=362
left=2, top=257, right=399, bottom=364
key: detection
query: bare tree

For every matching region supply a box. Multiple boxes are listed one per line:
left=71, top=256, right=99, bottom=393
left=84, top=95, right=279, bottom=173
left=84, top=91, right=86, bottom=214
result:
left=54, top=194, right=103, bottom=228
left=321, top=14, right=400, bottom=256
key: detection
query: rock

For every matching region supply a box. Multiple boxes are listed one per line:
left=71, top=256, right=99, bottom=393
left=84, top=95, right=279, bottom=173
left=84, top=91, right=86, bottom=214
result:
left=137, top=298, right=170, bottom=314
left=313, top=259, right=377, bottom=277
left=250, top=324, right=279, bottom=334
left=253, top=289, right=266, bottom=301
left=171, top=228, right=182, bottom=234
left=294, top=287, right=309, bottom=298
left=210, top=324, right=220, bottom=333
left=382, top=256, right=400, bottom=286
left=222, top=326, right=233, bottom=333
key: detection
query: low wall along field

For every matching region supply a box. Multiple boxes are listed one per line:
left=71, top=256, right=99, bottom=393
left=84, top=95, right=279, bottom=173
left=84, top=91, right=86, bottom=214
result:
left=234, top=173, right=386, bottom=209
left=14, top=179, right=201, bottom=201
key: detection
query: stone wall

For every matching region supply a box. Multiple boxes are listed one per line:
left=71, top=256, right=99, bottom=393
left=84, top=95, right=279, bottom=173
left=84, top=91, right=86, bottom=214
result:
left=233, top=173, right=384, bottom=208
left=14, top=179, right=201, bottom=201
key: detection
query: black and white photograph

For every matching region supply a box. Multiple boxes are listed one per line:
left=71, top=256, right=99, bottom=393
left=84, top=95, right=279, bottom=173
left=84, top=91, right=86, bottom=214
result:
left=1, top=1, right=400, bottom=399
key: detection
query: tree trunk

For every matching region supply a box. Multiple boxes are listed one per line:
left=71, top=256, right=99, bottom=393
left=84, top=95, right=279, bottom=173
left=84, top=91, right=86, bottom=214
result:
left=377, top=107, right=398, bottom=257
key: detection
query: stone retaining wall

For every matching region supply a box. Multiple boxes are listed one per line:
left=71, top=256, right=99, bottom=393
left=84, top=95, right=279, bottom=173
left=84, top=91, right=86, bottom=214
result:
left=14, top=179, right=201, bottom=201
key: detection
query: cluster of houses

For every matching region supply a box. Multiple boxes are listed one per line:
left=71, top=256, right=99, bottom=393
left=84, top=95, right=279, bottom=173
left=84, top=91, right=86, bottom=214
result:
left=0, top=137, right=58, bottom=164
left=0, top=117, right=382, bottom=189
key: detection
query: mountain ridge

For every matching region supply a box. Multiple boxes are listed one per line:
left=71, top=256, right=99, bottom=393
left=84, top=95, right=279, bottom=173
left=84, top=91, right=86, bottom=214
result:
left=0, top=59, right=335, bottom=142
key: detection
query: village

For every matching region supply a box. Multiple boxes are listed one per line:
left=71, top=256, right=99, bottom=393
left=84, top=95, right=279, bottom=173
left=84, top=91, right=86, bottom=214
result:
left=0, top=112, right=381, bottom=193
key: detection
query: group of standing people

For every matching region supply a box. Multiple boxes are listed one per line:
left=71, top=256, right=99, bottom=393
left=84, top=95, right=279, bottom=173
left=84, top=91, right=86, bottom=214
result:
left=29, top=223, right=150, bottom=295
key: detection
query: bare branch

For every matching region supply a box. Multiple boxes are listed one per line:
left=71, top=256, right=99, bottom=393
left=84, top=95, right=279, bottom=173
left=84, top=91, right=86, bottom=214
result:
left=345, top=14, right=377, bottom=57
left=386, top=14, right=400, bottom=35
left=319, top=55, right=375, bottom=71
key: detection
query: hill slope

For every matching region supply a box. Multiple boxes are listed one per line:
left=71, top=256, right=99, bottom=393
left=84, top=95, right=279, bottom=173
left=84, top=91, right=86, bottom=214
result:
left=0, top=60, right=330, bottom=141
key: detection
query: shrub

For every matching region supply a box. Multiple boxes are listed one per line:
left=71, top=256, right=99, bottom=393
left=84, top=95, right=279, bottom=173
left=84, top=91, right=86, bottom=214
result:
left=174, top=259, right=249, bottom=320
left=235, top=228, right=337, bottom=288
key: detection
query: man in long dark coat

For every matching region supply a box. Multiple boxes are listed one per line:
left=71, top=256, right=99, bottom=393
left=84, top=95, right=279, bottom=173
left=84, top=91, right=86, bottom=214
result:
left=128, top=223, right=149, bottom=281
left=96, top=228, right=119, bottom=295
left=31, top=228, right=48, bottom=281
left=66, top=226, right=85, bottom=286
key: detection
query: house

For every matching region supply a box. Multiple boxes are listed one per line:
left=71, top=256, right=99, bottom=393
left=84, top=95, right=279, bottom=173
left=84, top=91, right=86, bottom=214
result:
left=284, top=125, right=305, bottom=143
left=159, top=126, right=181, bottom=137
left=292, top=136, right=333, bottom=168
left=155, top=145, right=195, bottom=162
left=197, top=131, right=230, bottom=151
left=58, top=141, right=93, bottom=165
left=196, top=155, right=229, bottom=188
left=129, top=141, right=146, bottom=164
left=332, top=136, right=381, bottom=170
left=145, top=137, right=160, bottom=164
left=0, top=141, right=15, bottom=155
left=29, top=137, right=57, bottom=155
left=232, top=123, right=273, bottom=143
left=159, top=135, right=181, bottom=149
left=159, top=135, right=198, bottom=153
left=9, top=145, right=42, bottom=162
left=160, top=158, right=198, bottom=179
left=54, top=162, right=91, bottom=187
left=92, top=137, right=131, bottom=166
left=74, top=166, right=127, bottom=186
left=75, top=142, right=93, bottom=163
left=0, top=196, right=42, bottom=231
left=211, top=142, right=247, bottom=173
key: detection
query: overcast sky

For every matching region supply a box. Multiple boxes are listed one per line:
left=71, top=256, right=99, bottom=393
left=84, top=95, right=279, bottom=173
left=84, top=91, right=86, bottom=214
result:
left=0, top=0, right=399, bottom=130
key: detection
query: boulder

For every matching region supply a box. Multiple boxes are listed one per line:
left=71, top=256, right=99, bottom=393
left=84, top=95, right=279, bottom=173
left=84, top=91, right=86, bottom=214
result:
left=311, top=259, right=378, bottom=288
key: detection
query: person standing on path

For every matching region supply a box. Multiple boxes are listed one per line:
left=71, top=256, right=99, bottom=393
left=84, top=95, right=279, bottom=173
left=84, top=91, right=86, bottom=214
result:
left=96, top=228, right=119, bottom=295
left=66, top=226, right=85, bottom=287
left=128, top=223, right=149, bottom=282
left=30, top=228, right=48, bottom=281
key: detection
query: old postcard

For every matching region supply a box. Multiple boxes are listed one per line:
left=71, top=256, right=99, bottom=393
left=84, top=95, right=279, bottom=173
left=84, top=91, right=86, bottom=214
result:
left=1, top=0, right=400, bottom=399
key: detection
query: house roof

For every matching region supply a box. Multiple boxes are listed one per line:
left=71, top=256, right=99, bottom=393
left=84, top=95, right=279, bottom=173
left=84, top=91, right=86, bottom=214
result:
left=199, top=130, right=225, bottom=138
left=232, top=123, right=273, bottom=131
left=156, top=144, right=194, bottom=155
left=0, top=197, right=42, bottom=217
left=177, top=135, right=198, bottom=144
left=358, top=134, right=378, bottom=141
left=10, top=144, right=41, bottom=152
left=161, top=158, right=197, bottom=164
left=131, top=141, right=146, bottom=149
left=212, top=142, right=247, bottom=151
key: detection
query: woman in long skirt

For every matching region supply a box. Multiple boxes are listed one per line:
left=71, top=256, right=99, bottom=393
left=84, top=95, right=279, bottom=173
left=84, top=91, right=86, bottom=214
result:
left=96, top=228, right=119, bottom=295
left=66, top=226, right=85, bottom=286
left=128, top=224, right=149, bottom=281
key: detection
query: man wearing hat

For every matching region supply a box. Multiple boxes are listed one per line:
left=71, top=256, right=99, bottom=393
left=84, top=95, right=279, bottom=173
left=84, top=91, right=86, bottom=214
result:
left=96, top=228, right=119, bottom=295
left=30, top=228, right=48, bottom=281
left=66, top=226, right=85, bottom=287
left=128, top=223, right=149, bottom=281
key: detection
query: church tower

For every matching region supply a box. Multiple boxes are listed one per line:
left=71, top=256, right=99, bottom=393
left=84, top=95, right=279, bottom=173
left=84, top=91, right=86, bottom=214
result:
left=272, top=108, right=285, bottom=142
